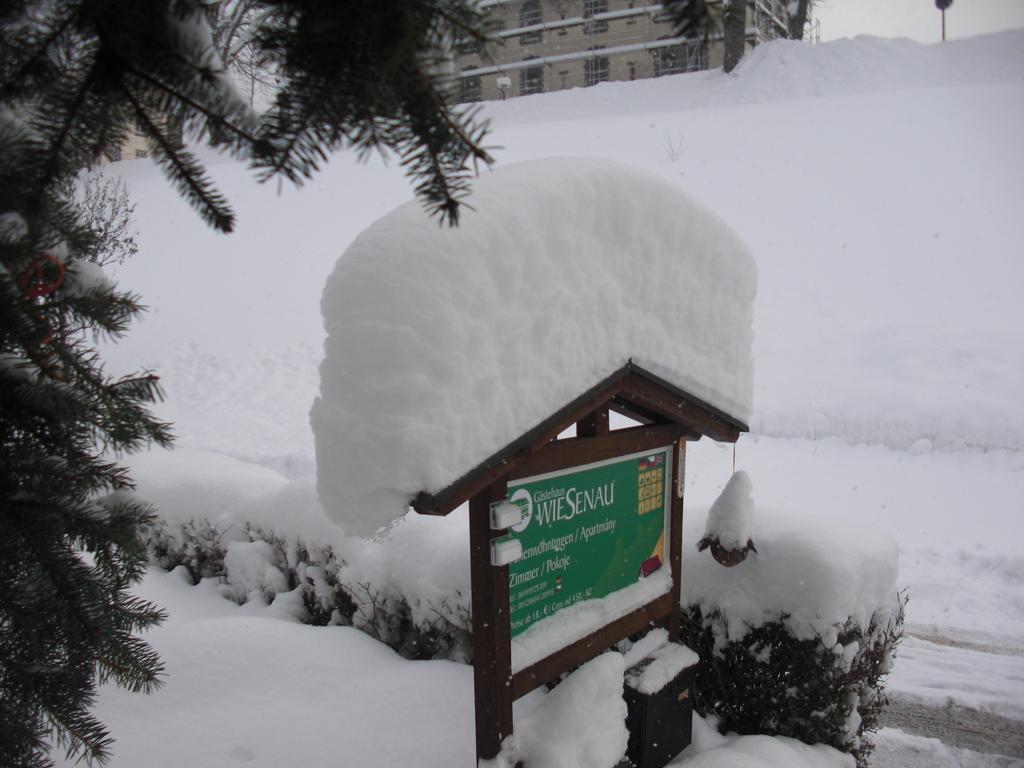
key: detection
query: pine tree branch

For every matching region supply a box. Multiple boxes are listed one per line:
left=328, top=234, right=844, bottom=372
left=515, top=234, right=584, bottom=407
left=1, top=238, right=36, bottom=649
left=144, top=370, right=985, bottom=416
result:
left=253, top=93, right=312, bottom=183
left=93, top=642, right=165, bottom=694
left=51, top=713, right=112, bottom=766
left=6, top=511, right=106, bottom=641
left=0, top=10, right=75, bottom=99
left=427, top=5, right=484, bottom=39
left=34, top=56, right=101, bottom=213
left=412, top=67, right=492, bottom=164
left=122, top=64, right=262, bottom=149
left=122, top=86, right=236, bottom=232
left=398, top=68, right=492, bottom=225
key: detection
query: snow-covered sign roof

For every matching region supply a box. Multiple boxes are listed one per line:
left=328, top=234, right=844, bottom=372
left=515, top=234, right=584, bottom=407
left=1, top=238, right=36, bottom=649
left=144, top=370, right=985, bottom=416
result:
left=312, top=158, right=756, bottom=537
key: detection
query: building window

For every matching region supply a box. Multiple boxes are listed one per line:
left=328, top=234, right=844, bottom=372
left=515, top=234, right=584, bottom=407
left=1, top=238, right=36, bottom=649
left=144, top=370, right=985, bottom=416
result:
left=519, top=0, right=542, bottom=44
left=456, top=34, right=480, bottom=55
left=520, top=65, right=544, bottom=95
left=135, top=149, right=148, bottom=159
left=584, top=56, right=609, bottom=87
left=460, top=76, right=482, bottom=103
left=653, top=43, right=707, bottom=77
left=653, top=46, right=679, bottom=77
left=108, top=146, right=122, bottom=162
left=583, top=0, right=609, bottom=34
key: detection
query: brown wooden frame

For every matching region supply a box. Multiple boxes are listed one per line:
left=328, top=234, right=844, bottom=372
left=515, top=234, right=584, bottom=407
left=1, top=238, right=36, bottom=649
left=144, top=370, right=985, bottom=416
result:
left=465, top=424, right=692, bottom=761
left=411, top=361, right=744, bottom=517
left=415, top=364, right=743, bottom=764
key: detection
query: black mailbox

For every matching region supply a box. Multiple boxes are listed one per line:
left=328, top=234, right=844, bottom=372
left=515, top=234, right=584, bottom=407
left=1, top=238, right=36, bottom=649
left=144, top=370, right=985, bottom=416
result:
left=622, top=643, right=698, bottom=768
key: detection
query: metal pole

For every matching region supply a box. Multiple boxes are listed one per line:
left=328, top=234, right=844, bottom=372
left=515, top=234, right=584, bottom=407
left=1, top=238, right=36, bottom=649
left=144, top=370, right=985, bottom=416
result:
left=942, top=9, right=946, bottom=41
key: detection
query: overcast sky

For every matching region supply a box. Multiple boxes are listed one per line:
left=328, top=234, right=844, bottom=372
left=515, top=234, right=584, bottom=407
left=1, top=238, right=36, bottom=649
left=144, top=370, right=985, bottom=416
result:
left=814, top=0, right=1024, bottom=43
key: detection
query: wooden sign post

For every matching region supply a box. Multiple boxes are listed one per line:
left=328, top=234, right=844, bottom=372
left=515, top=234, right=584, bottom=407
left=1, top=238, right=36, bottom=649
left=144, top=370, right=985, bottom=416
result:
left=412, top=362, right=745, bottom=765
left=469, top=477, right=513, bottom=758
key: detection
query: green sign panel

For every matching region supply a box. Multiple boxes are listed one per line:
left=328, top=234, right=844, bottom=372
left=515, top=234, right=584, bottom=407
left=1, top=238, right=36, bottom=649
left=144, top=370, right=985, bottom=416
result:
left=506, top=446, right=673, bottom=637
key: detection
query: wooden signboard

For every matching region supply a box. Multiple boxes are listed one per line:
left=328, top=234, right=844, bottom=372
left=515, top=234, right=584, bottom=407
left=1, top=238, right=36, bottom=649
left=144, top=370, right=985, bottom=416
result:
left=505, top=444, right=672, bottom=639
left=468, top=424, right=685, bottom=760
left=412, top=362, right=745, bottom=765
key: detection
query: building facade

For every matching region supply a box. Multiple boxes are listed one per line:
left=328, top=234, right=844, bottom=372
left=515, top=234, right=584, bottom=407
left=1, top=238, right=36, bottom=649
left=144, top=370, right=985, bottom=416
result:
left=102, top=130, right=150, bottom=164
left=454, top=0, right=791, bottom=102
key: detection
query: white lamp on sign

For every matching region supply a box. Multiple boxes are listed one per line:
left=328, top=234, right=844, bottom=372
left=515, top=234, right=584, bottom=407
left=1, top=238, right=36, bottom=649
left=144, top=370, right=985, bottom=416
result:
left=491, top=538, right=523, bottom=567
left=490, top=499, right=523, bottom=530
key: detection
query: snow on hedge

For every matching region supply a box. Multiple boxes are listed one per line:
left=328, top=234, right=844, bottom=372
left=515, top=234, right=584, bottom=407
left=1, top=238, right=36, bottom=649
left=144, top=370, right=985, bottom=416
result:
left=312, top=158, right=756, bottom=536
left=130, top=448, right=897, bottom=656
left=127, top=448, right=289, bottom=526
left=682, top=505, right=899, bottom=643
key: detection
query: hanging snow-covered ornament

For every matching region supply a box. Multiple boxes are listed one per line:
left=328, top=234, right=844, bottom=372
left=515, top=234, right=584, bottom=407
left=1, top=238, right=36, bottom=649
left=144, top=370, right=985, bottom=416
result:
left=697, top=470, right=757, bottom=567
left=18, top=253, right=65, bottom=298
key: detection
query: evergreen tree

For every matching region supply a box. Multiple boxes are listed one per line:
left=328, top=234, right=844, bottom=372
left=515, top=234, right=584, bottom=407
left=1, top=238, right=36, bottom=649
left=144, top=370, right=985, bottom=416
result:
left=0, top=133, right=172, bottom=766
left=721, top=0, right=748, bottom=74
left=1, top=1, right=490, bottom=765
left=787, top=0, right=816, bottom=41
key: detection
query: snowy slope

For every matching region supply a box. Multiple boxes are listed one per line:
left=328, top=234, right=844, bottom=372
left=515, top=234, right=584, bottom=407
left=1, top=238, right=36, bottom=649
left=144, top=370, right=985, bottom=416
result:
left=104, top=31, right=1024, bottom=465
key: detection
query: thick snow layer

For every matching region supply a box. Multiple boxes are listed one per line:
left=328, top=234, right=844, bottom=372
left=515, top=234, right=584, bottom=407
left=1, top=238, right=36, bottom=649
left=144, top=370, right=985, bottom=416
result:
left=626, top=641, right=700, bottom=695
left=872, top=727, right=1020, bottom=768
left=476, top=32, right=1024, bottom=128
left=337, top=510, right=473, bottom=632
left=702, top=470, right=755, bottom=550
left=500, top=653, right=629, bottom=768
left=53, top=568, right=478, bottom=768
left=677, top=716, right=854, bottom=768
left=127, top=448, right=290, bottom=527
left=683, top=503, right=899, bottom=642
left=312, top=157, right=756, bottom=536
left=63, top=259, right=113, bottom=298
left=888, top=635, right=1024, bottom=721
left=57, top=569, right=863, bottom=768
left=511, top=571, right=671, bottom=672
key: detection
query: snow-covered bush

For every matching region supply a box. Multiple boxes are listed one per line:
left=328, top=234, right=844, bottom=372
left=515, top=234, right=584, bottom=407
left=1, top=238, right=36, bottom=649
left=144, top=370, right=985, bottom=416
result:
left=144, top=517, right=471, bottom=661
left=137, top=450, right=903, bottom=765
left=148, top=517, right=230, bottom=584
left=131, top=449, right=472, bottom=660
left=680, top=505, right=905, bottom=767
left=145, top=501, right=902, bottom=768
left=679, top=597, right=905, bottom=767
left=147, top=518, right=348, bottom=623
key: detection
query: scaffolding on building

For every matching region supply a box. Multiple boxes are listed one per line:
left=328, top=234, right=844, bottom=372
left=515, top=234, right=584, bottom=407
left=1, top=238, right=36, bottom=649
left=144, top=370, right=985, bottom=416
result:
left=455, top=0, right=793, bottom=102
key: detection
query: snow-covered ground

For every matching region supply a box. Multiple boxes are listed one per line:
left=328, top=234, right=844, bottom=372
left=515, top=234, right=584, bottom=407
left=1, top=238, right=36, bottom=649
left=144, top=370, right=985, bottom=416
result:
left=76, top=29, right=1024, bottom=767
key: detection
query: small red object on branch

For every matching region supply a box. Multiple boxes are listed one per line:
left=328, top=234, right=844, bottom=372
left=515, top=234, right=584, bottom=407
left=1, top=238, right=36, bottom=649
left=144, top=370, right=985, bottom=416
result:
left=18, top=254, right=65, bottom=298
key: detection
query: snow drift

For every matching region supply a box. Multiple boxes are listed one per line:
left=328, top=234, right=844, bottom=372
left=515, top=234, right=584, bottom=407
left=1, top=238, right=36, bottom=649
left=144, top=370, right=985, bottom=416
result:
left=312, top=157, right=756, bottom=535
